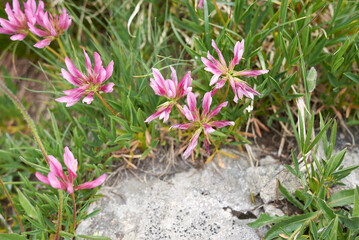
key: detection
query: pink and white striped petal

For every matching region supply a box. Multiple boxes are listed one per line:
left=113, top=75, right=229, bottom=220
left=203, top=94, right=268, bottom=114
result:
left=229, top=40, right=244, bottom=70
left=170, top=123, right=193, bottom=130
left=100, top=83, right=115, bottom=93
left=211, top=121, right=235, bottom=128
left=183, top=131, right=200, bottom=159
left=208, top=101, right=228, bottom=119
left=201, top=92, right=212, bottom=117
left=235, top=69, right=269, bottom=77
left=187, top=92, right=197, bottom=113
left=211, top=40, right=227, bottom=67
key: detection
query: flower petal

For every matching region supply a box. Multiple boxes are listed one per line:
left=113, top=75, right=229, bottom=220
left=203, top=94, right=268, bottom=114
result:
left=202, top=57, right=222, bottom=76
left=236, top=69, right=269, bottom=77
left=187, top=92, right=197, bottom=114
left=65, top=57, right=83, bottom=79
left=201, top=92, right=212, bottom=117
left=105, top=60, right=114, bottom=81
left=48, top=172, right=65, bottom=190
left=35, top=172, right=50, bottom=185
left=75, top=174, right=106, bottom=190
left=82, top=49, right=92, bottom=76
left=10, top=33, right=26, bottom=41
left=176, top=71, right=192, bottom=98
left=229, top=40, right=244, bottom=70
left=198, top=0, right=204, bottom=9
left=170, top=66, right=178, bottom=86
left=208, top=101, right=228, bottom=119
left=211, top=121, right=235, bottom=128
left=82, top=92, right=94, bottom=104
left=60, top=68, right=82, bottom=86
left=34, top=38, right=52, bottom=48
left=203, top=123, right=215, bottom=133
left=211, top=39, right=226, bottom=67
left=209, top=74, right=221, bottom=86
left=183, top=131, right=200, bottom=159
left=100, top=82, right=115, bottom=93
left=169, top=123, right=193, bottom=130
left=93, top=52, right=103, bottom=77
left=63, top=146, right=77, bottom=184
left=48, top=155, right=66, bottom=180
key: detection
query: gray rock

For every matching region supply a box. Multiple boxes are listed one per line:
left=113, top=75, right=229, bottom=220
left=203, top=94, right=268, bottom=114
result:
left=76, top=151, right=261, bottom=239
left=339, top=148, right=359, bottom=189
left=245, top=165, right=301, bottom=203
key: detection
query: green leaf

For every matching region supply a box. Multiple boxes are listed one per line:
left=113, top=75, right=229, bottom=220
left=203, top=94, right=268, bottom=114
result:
left=278, top=180, right=305, bottom=211
left=0, top=234, right=27, bottom=240
left=329, top=215, right=339, bottom=240
left=339, top=215, right=359, bottom=231
left=306, top=67, right=317, bottom=92
left=248, top=213, right=287, bottom=228
left=344, top=72, right=359, bottom=84
left=328, top=189, right=354, bottom=207
left=16, top=188, right=39, bottom=221
left=353, top=187, right=359, bottom=217
left=317, top=198, right=335, bottom=220
left=264, top=211, right=318, bottom=240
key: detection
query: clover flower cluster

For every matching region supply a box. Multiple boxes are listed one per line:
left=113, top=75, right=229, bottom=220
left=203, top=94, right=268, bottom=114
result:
left=0, top=0, right=71, bottom=48
left=146, top=39, right=268, bottom=158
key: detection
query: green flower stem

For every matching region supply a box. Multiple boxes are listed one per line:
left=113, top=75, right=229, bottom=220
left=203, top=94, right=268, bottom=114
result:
left=29, top=33, right=64, bottom=61
left=95, top=92, right=118, bottom=117
left=0, top=177, right=24, bottom=234
left=0, top=80, right=49, bottom=164
left=56, top=38, right=67, bottom=58
left=220, top=81, right=230, bottom=103
left=71, top=192, right=76, bottom=234
left=55, top=189, right=63, bottom=240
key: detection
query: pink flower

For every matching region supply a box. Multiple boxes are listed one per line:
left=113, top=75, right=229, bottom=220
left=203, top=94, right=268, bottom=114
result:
left=170, top=92, right=234, bottom=159
left=56, top=49, right=115, bottom=107
left=0, top=0, right=44, bottom=41
left=201, top=39, right=269, bottom=103
left=28, top=6, right=71, bottom=48
left=35, top=147, right=106, bottom=194
left=145, top=67, right=192, bottom=123
left=198, top=0, right=204, bottom=9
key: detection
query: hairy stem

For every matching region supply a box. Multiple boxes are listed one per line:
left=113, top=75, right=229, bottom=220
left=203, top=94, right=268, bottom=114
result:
left=0, top=177, right=24, bottom=234
left=0, top=80, right=49, bottom=164
left=55, top=190, right=63, bottom=240
left=71, top=192, right=76, bottom=234
left=95, top=92, right=118, bottom=117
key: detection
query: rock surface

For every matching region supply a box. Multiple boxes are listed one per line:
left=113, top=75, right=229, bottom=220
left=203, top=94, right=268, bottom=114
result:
left=76, top=147, right=359, bottom=239
left=76, top=151, right=263, bottom=239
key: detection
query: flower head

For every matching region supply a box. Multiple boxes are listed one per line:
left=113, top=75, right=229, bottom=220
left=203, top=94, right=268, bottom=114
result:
left=170, top=92, right=234, bottom=159
left=145, top=67, right=192, bottom=123
left=201, top=39, right=268, bottom=103
left=28, top=7, right=71, bottom=48
left=35, top=147, right=106, bottom=194
left=0, top=0, right=44, bottom=41
left=56, top=49, right=114, bottom=107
